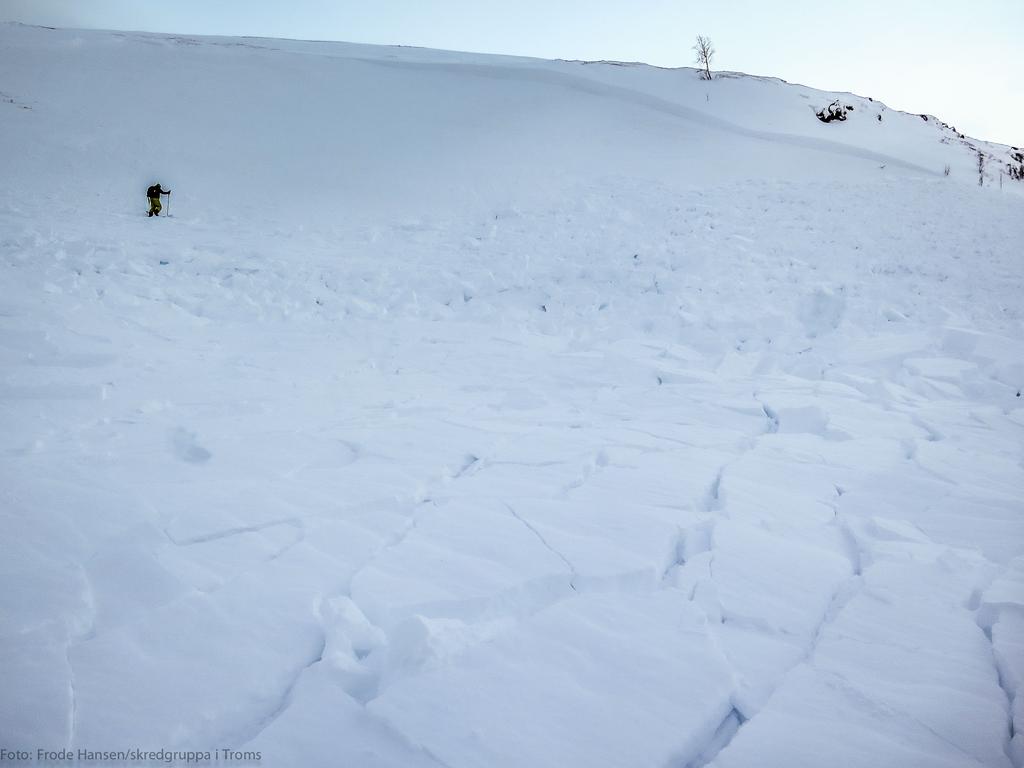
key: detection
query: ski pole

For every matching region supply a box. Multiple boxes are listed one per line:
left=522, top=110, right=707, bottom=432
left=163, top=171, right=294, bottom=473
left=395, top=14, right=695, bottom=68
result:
left=166, top=190, right=171, bottom=217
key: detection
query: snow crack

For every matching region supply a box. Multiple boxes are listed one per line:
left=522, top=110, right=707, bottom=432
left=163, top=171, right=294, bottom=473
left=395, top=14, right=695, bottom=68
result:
left=684, top=706, right=746, bottom=768
left=233, top=630, right=327, bottom=748
left=504, top=503, right=578, bottom=591
left=702, top=467, right=725, bottom=513
left=63, top=562, right=97, bottom=750
left=974, top=576, right=1021, bottom=766
left=162, top=517, right=303, bottom=546
left=65, top=644, right=77, bottom=749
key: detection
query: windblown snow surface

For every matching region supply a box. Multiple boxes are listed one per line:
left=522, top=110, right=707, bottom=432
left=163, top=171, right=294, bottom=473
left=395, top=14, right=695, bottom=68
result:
left=1, top=23, right=1023, bottom=768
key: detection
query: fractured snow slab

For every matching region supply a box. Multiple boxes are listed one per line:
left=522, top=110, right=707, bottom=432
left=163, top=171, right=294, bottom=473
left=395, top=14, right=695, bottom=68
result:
left=350, top=500, right=573, bottom=629
left=369, top=591, right=735, bottom=768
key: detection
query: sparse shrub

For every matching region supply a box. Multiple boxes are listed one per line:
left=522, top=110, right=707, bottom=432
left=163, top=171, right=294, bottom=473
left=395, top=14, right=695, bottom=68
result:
left=816, top=100, right=849, bottom=123
left=1008, top=152, right=1024, bottom=181
left=693, top=36, right=714, bottom=81
left=943, top=164, right=950, bottom=176
left=978, top=152, right=985, bottom=186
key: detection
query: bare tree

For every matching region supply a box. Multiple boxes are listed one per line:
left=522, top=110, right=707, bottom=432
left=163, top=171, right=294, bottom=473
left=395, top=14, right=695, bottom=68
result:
left=693, top=35, right=714, bottom=81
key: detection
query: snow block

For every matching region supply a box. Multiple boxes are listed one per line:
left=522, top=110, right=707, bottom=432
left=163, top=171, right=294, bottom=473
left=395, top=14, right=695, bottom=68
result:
left=370, top=592, right=735, bottom=768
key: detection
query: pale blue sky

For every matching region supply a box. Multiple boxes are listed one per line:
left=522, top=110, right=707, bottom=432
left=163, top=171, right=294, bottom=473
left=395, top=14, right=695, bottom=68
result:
left=3, top=0, right=1021, bottom=145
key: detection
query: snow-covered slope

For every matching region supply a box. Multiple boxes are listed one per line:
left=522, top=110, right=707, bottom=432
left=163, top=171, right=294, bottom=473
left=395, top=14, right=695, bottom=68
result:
left=1, top=23, right=1022, bottom=768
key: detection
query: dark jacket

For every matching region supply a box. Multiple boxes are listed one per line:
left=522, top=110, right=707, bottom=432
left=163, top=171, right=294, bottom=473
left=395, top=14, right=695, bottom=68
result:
left=147, top=184, right=170, bottom=199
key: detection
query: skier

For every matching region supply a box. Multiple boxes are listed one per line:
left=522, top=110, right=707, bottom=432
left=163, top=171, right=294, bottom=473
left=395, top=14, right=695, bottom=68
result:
left=147, top=183, right=171, bottom=217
